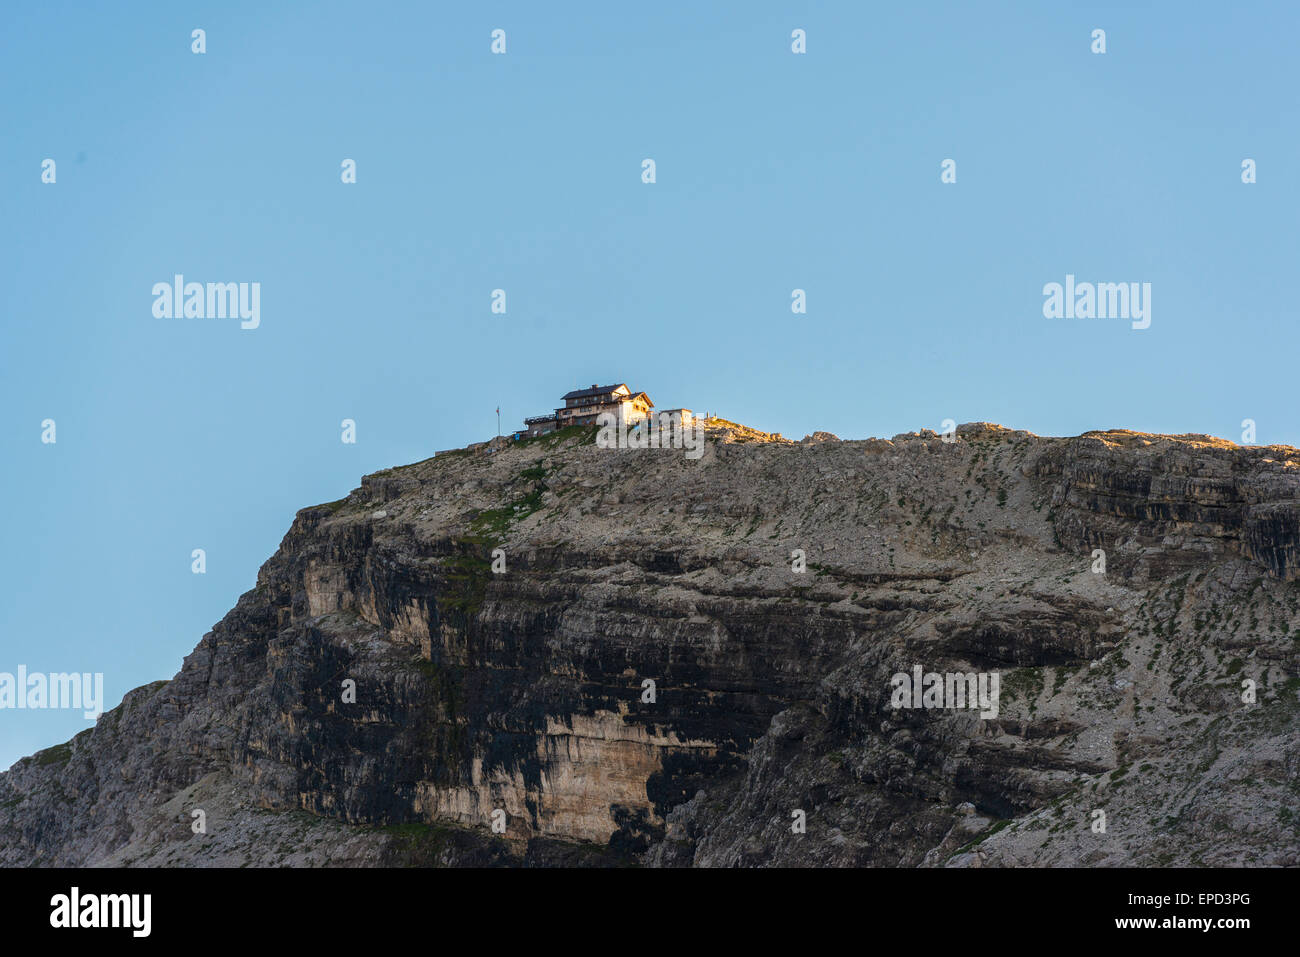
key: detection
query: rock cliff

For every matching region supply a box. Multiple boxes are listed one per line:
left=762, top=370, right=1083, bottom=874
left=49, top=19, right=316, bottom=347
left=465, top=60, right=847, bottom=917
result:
left=3, top=422, right=1299, bottom=866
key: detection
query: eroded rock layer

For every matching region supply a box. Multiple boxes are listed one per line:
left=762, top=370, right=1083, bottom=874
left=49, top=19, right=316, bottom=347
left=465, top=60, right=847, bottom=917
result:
left=3, top=423, right=1299, bottom=866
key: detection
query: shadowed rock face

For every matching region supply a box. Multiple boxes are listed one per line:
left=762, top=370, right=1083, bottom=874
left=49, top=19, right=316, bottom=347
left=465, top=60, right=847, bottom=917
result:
left=1034, top=430, right=1300, bottom=582
left=3, top=422, right=1299, bottom=867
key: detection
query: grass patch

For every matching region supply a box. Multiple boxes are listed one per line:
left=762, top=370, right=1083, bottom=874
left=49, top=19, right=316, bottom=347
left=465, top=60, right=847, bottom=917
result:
left=437, top=550, right=493, bottom=621
left=408, top=657, right=468, bottom=778
left=32, top=742, right=73, bottom=767
left=1000, top=667, right=1047, bottom=714
left=379, top=820, right=458, bottom=865
left=513, top=424, right=597, bottom=450
left=467, top=483, right=547, bottom=543
left=951, top=818, right=1012, bottom=856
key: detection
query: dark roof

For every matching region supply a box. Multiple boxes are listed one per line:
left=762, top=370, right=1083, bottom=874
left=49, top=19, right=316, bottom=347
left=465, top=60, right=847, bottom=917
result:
left=561, top=383, right=628, bottom=400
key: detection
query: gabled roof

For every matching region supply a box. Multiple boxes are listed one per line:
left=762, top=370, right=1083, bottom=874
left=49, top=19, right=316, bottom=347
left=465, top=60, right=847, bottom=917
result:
left=626, top=391, right=654, bottom=408
left=562, top=383, right=629, bottom=400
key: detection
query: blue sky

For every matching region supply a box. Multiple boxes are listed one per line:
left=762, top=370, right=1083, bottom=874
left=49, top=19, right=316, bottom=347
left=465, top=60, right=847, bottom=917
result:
left=3, top=1, right=1298, bottom=768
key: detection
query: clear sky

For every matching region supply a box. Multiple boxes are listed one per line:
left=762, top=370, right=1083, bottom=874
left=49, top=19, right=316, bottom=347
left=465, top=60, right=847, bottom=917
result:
left=3, top=1, right=1298, bottom=768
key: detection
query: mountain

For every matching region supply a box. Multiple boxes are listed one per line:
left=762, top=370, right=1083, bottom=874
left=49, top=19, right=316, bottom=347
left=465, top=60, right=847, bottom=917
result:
left=3, top=421, right=1299, bottom=867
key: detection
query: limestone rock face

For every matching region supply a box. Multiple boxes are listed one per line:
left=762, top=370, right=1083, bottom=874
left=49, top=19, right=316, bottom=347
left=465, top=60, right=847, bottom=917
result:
left=3, top=423, right=1299, bottom=867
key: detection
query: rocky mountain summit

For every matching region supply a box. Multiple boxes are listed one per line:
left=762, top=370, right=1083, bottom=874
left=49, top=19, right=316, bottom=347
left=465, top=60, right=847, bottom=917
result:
left=3, top=421, right=1299, bottom=867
